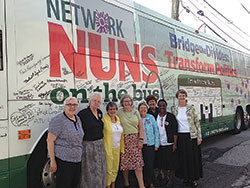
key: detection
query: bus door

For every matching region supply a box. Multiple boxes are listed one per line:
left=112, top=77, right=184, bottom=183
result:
left=0, top=0, right=9, bottom=187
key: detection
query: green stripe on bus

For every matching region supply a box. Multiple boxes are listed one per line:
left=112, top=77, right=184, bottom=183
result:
left=0, top=158, right=9, bottom=188
left=201, top=115, right=235, bottom=137
left=0, top=155, right=30, bottom=188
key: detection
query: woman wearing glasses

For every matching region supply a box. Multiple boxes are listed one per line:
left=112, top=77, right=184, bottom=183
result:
left=117, top=94, right=145, bottom=188
left=138, top=102, right=160, bottom=188
left=47, top=97, right=84, bottom=188
left=102, top=102, right=124, bottom=188
left=78, top=93, right=106, bottom=188
left=155, top=99, right=178, bottom=188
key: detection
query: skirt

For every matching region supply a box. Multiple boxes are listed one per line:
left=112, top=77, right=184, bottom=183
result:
left=120, top=134, right=144, bottom=171
left=175, top=133, right=203, bottom=181
left=79, top=139, right=106, bottom=188
left=154, top=145, right=176, bottom=170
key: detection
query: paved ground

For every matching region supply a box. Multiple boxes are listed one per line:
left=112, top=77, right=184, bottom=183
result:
left=116, top=128, right=250, bottom=188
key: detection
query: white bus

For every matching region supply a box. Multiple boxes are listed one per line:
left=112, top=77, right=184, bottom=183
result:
left=0, top=0, right=249, bottom=187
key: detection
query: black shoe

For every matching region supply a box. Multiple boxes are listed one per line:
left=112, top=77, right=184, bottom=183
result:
left=166, top=183, right=173, bottom=188
left=183, top=180, right=189, bottom=186
left=160, top=178, right=168, bottom=186
left=189, top=181, right=198, bottom=187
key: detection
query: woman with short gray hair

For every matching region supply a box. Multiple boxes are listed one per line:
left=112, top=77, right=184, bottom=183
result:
left=47, top=97, right=84, bottom=188
left=117, top=94, right=145, bottom=188
left=78, top=93, right=106, bottom=188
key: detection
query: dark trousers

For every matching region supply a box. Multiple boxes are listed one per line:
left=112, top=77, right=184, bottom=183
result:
left=142, top=145, right=155, bottom=187
left=55, top=157, right=81, bottom=188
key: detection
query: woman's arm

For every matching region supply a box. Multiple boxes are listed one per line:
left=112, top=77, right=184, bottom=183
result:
left=152, top=117, right=160, bottom=149
left=193, top=108, right=202, bottom=145
left=138, top=119, right=143, bottom=149
left=47, top=132, right=57, bottom=173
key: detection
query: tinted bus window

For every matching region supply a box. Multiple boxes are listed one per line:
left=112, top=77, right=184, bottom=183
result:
left=232, top=51, right=246, bottom=77
left=0, top=30, right=2, bottom=71
left=245, top=56, right=250, bottom=77
left=138, top=15, right=175, bottom=67
left=214, top=44, right=232, bottom=67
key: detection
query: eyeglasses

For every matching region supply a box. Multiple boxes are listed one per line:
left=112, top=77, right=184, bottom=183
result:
left=92, top=100, right=101, bottom=104
left=108, top=108, right=117, bottom=111
left=123, top=100, right=132, bottom=103
left=65, top=103, right=78, bottom=107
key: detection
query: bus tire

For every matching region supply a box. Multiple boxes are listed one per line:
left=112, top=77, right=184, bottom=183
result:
left=233, top=110, right=243, bottom=134
left=27, top=132, right=48, bottom=188
left=242, top=107, right=250, bottom=130
left=42, top=159, right=56, bottom=188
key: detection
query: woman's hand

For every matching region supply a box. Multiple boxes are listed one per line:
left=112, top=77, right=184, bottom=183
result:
left=154, top=147, right=158, bottom=151
left=138, top=140, right=143, bottom=149
left=47, top=132, right=57, bottom=173
left=197, top=140, right=202, bottom=146
left=172, top=144, right=177, bottom=152
left=50, top=159, right=57, bottom=173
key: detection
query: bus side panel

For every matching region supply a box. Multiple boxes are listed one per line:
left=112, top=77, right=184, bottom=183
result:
left=0, top=0, right=9, bottom=187
left=0, top=121, right=9, bottom=188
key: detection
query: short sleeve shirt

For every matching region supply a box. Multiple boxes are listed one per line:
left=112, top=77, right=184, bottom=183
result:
left=117, top=109, right=141, bottom=134
left=78, top=106, right=104, bottom=141
left=48, top=112, right=84, bottom=163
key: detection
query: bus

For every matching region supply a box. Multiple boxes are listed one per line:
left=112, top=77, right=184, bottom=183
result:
left=0, top=0, right=250, bottom=187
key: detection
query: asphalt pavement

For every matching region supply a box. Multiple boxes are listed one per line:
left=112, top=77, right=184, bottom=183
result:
left=116, top=128, right=250, bottom=188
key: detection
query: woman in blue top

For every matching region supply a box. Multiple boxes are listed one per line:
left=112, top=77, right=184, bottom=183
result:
left=138, top=102, right=160, bottom=188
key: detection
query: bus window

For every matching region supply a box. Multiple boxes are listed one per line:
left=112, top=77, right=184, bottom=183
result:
left=232, top=51, right=246, bottom=77
left=246, top=56, right=250, bottom=77
left=138, top=15, right=176, bottom=68
left=214, top=44, right=232, bottom=67
left=0, top=30, right=2, bottom=71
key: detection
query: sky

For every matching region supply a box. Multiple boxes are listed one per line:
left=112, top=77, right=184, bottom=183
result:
left=133, top=0, right=250, bottom=54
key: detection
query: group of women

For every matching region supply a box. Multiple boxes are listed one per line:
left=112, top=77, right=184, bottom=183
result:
left=47, top=89, right=203, bottom=188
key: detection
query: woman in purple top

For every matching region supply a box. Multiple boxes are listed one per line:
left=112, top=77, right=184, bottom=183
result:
left=47, top=97, right=84, bottom=188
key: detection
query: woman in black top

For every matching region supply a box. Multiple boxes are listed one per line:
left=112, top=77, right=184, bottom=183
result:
left=78, top=93, right=106, bottom=188
left=154, top=99, right=178, bottom=187
left=146, top=95, right=159, bottom=119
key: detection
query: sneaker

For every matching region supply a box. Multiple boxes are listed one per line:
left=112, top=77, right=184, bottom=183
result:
left=190, top=181, right=198, bottom=187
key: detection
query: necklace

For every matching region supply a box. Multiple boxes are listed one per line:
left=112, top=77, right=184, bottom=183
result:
left=159, top=113, right=166, bottom=127
left=113, top=122, right=119, bottom=130
left=160, top=117, right=164, bottom=127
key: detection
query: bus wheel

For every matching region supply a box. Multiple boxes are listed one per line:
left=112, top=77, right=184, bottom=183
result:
left=242, top=111, right=250, bottom=130
left=42, top=159, right=56, bottom=188
left=234, top=110, right=243, bottom=133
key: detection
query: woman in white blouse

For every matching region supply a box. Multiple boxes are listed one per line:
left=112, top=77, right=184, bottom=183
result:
left=154, top=99, right=178, bottom=187
left=102, top=102, right=124, bottom=188
left=172, top=89, right=202, bottom=187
